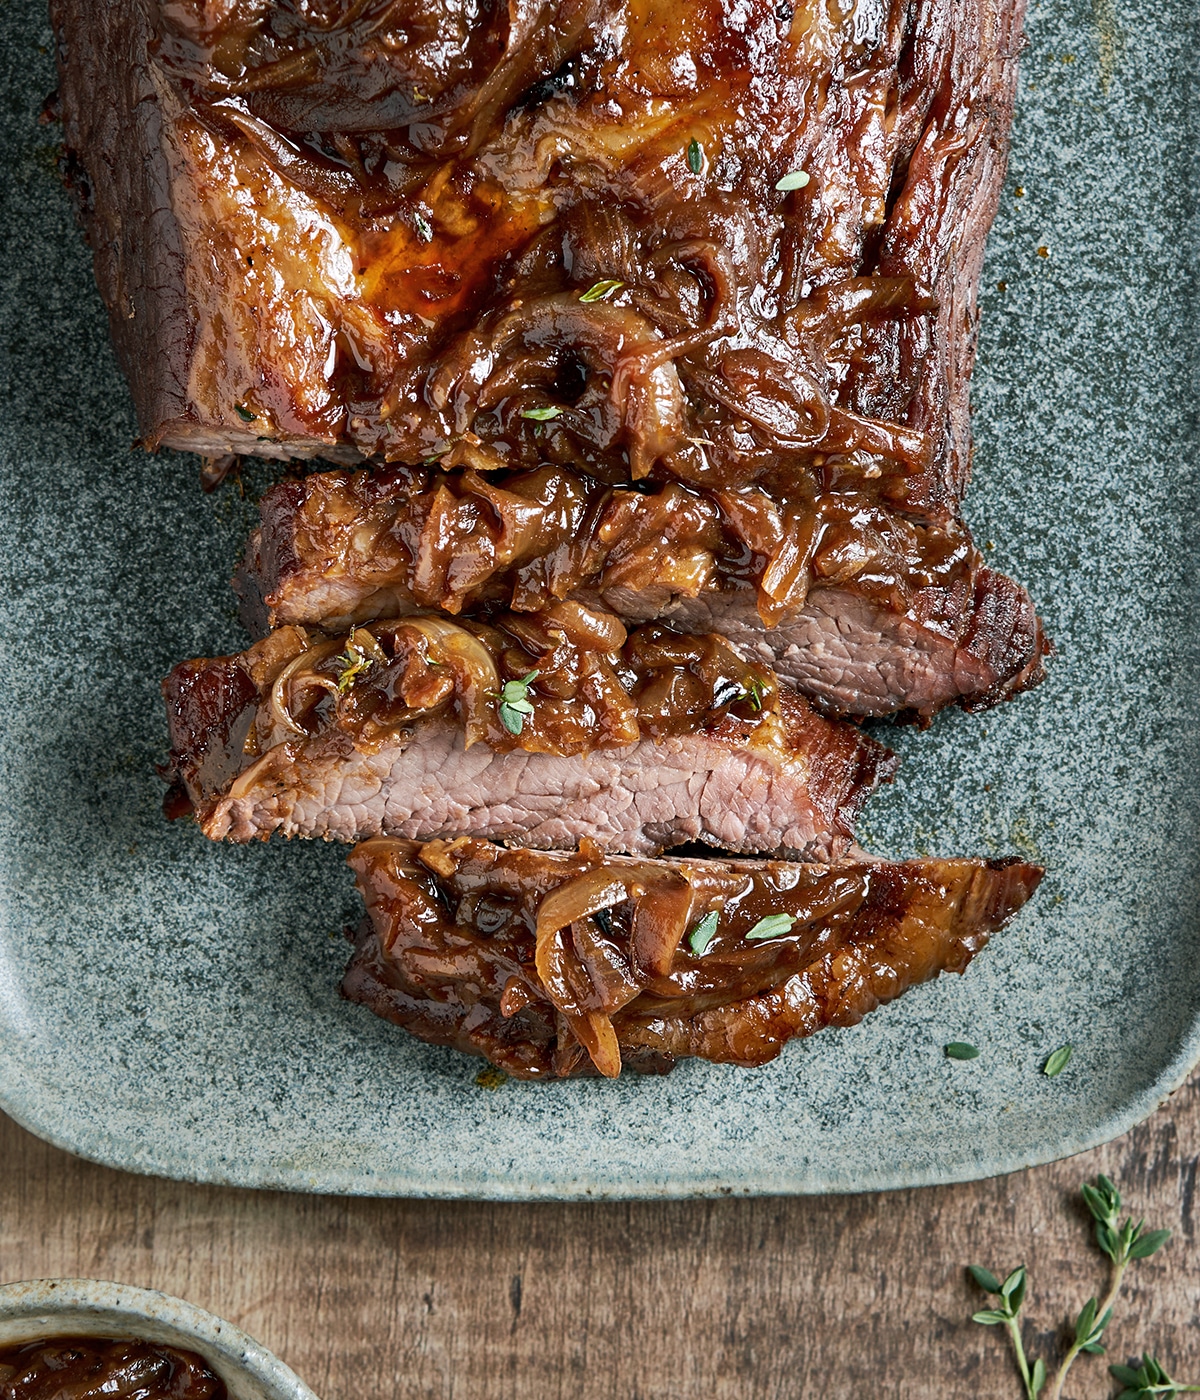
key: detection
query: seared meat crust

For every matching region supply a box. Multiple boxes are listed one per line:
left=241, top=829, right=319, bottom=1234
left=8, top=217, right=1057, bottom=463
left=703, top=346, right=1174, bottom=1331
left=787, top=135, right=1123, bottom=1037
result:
left=342, top=837, right=1044, bottom=1077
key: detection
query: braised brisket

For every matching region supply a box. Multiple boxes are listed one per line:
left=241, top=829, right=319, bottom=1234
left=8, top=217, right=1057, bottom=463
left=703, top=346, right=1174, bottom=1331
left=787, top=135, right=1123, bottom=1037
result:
left=237, top=465, right=1046, bottom=717
left=342, top=837, right=1044, bottom=1078
left=164, top=618, right=896, bottom=855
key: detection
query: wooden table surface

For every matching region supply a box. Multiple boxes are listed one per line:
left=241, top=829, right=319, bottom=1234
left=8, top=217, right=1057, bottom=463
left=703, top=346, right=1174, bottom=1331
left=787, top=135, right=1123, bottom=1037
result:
left=2, top=1077, right=1199, bottom=1400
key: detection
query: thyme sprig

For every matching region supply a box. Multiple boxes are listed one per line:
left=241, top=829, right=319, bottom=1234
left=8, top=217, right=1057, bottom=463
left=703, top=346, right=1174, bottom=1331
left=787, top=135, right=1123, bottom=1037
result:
left=969, top=1176, right=1173, bottom=1400
left=492, top=669, right=539, bottom=735
left=335, top=632, right=376, bottom=693
left=1111, top=1356, right=1200, bottom=1398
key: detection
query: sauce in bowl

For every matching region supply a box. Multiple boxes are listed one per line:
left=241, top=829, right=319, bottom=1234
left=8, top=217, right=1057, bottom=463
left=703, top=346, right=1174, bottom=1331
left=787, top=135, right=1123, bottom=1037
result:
left=0, top=1337, right=227, bottom=1400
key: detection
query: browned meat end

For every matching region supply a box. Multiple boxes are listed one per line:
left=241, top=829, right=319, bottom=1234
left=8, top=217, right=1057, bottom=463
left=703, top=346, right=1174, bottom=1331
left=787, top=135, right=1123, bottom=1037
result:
left=341, top=838, right=1044, bottom=1078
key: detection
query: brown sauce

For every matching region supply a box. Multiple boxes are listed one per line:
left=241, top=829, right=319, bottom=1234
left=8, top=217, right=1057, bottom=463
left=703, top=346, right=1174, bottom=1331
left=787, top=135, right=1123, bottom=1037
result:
left=0, top=1337, right=227, bottom=1400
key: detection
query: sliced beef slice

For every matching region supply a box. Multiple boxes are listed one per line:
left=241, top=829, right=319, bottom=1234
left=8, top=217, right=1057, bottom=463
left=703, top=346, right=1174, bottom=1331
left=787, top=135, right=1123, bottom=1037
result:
left=236, top=467, right=1046, bottom=719
left=342, top=837, right=1043, bottom=1078
left=163, top=621, right=895, bottom=857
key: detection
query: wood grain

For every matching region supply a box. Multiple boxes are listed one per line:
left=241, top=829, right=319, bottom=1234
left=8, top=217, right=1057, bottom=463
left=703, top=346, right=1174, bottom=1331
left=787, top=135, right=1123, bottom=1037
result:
left=2, top=1078, right=1199, bottom=1400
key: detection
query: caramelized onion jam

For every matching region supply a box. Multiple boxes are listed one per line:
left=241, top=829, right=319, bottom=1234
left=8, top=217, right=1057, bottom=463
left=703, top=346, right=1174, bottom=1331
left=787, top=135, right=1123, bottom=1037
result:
left=0, top=1337, right=226, bottom=1400
left=233, top=609, right=779, bottom=761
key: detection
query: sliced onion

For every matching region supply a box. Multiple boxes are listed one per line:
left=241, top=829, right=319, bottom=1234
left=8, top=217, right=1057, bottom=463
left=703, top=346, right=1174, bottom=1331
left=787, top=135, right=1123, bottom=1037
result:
left=269, top=637, right=344, bottom=735
left=389, top=615, right=499, bottom=748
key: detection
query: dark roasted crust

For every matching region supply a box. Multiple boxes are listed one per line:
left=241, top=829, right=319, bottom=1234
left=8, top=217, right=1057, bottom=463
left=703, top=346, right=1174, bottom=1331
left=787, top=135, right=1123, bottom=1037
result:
left=341, top=838, right=1043, bottom=1078
left=51, top=0, right=194, bottom=449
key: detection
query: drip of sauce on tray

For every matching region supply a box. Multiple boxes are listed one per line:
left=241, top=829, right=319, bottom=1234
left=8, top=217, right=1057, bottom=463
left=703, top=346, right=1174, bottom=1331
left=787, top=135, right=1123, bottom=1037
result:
left=0, top=1337, right=227, bottom=1400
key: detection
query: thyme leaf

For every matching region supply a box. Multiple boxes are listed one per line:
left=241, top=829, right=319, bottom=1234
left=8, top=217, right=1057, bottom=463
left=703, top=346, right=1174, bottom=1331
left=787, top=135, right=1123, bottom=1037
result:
left=335, top=633, right=375, bottom=693
left=739, top=676, right=764, bottom=711
left=775, top=169, right=810, bottom=192
left=234, top=403, right=256, bottom=422
left=521, top=405, right=562, bottom=421
left=1043, top=1044, right=1073, bottom=1077
left=945, top=1042, right=980, bottom=1060
left=688, top=910, right=720, bottom=956
left=579, top=278, right=624, bottom=303
left=492, top=669, right=540, bottom=736
left=687, top=137, right=703, bottom=173
left=745, top=913, right=796, bottom=942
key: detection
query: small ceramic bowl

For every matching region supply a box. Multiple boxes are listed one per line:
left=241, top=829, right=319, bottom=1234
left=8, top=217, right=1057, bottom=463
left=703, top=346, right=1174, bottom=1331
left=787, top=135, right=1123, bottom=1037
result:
left=0, top=1278, right=319, bottom=1400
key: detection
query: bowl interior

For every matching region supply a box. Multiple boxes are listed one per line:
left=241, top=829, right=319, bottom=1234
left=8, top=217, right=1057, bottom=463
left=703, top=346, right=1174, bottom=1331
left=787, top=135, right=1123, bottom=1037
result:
left=0, top=1282, right=317, bottom=1400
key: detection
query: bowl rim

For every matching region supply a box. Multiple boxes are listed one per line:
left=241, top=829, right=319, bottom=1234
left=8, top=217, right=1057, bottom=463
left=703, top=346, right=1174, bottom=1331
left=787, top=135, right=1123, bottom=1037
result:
left=0, top=1278, right=319, bottom=1400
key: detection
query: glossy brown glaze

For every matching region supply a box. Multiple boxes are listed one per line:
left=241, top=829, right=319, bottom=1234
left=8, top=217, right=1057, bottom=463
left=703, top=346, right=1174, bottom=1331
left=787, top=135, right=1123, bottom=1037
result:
left=53, top=0, right=1024, bottom=515
left=236, top=463, right=1047, bottom=718
left=342, top=837, right=1043, bottom=1078
left=0, top=1337, right=226, bottom=1400
left=162, top=616, right=896, bottom=854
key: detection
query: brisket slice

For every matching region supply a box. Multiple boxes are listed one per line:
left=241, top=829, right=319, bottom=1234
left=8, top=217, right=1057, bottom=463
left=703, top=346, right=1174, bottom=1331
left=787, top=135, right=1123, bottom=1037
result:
left=237, top=466, right=1046, bottom=719
left=52, top=0, right=1023, bottom=512
left=163, top=623, right=895, bottom=857
left=342, top=837, right=1043, bottom=1078
left=663, top=579, right=1045, bottom=719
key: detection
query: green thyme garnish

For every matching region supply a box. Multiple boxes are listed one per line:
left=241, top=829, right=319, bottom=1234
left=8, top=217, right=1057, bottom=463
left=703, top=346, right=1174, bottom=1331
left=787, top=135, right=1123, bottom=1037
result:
left=493, top=669, right=539, bottom=735
left=335, top=635, right=375, bottom=694
left=579, top=279, right=624, bottom=303
left=413, top=209, right=433, bottom=242
left=1043, top=1043, right=1073, bottom=1077
left=234, top=403, right=256, bottom=422
left=745, top=913, right=796, bottom=942
left=740, top=677, right=764, bottom=711
left=520, top=405, right=562, bottom=421
left=422, top=439, right=452, bottom=464
left=945, top=1042, right=980, bottom=1061
left=688, top=910, right=720, bottom=955
left=970, top=1175, right=1175, bottom=1400
left=1111, top=1355, right=1200, bottom=1398
left=593, top=907, right=613, bottom=938
left=775, top=169, right=810, bottom=192
left=687, top=138, right=703, bottom=174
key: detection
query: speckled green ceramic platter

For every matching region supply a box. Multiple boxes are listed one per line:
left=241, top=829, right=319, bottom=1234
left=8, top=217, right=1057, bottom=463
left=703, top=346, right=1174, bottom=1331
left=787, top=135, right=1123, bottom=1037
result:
left=0, top=0, right=1196, bottom=1199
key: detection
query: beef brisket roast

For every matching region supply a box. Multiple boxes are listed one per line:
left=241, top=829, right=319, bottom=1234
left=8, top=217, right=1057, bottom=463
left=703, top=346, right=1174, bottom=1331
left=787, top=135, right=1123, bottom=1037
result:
left=237, top=465, right=1046, bottom=717
left=342, top=837, right=1044, bottom=1078
left=47, top=0, right=1051, bottom=1076
left=53, top=0, right=1023, bottom=511
left=164, top=616, right=896, bottom=855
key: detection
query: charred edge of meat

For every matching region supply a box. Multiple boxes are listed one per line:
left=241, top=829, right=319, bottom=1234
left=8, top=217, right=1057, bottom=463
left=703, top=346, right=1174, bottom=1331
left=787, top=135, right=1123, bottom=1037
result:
left=341, top=837, right=1044, bottom=1079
